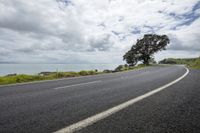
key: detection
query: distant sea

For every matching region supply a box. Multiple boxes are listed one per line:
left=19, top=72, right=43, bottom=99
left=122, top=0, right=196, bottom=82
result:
left=0, top=64, right=119, bottom=76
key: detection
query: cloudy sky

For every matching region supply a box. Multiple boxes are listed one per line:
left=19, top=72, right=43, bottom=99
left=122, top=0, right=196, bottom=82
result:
left=0, top=0, right=200, bottom=64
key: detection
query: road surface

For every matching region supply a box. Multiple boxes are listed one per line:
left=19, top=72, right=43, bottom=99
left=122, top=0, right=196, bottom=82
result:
left=0, top=65, right=200, bottom=133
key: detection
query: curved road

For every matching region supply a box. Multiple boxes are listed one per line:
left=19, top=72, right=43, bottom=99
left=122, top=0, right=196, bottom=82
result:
left=0, top=65, right=200, bottom=133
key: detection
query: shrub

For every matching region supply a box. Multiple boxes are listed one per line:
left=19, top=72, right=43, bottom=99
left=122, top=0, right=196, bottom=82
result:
left=87, top=70, right=97, bottom=75
left=63, top=72, right=79, bottom=77
left=103, top=70, right=112, bottom=73
left=79, top=71, right=89, bottom=76
left=115, top=65, right=124, bottom=72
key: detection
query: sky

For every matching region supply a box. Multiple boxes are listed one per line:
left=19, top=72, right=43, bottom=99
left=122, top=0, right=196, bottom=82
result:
left=0, top=0, right=200, bottom=64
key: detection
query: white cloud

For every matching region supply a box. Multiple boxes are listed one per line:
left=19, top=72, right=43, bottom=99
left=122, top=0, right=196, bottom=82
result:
left=0, top=0, right=199, bottom=63
left=166, top=17, right=200, bottom=51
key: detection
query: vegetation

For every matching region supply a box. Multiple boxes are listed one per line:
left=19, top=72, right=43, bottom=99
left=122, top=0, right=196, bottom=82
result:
left=0, top=65, right=147, bottom=85
left=159, top=57, right=200, bottom=69
left=0, top=70, right=99, bottom=85
left=114, top=64, right=147, bottom=72
left=123, top=34, right=170, bottom=66
left=0, top=34, right=173, bottom=85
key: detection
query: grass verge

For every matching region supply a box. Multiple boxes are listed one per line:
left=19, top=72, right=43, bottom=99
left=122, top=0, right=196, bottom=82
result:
left=0, top=65, right=147, bottom=85
left=159, top=57, right=200, bottom=69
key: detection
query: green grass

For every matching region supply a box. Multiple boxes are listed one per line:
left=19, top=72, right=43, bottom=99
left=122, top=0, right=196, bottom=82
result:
left=0, top=65, right=148, bottom=85
left=159, top=57, right=200, bottom=69
left=114, top=64, right=148, bottom=72
left=0, top=74, right=47, bottom=85
left=0, top=70, right=98, bottom=85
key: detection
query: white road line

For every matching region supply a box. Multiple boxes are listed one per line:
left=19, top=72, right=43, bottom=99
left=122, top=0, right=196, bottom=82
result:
left=53, top=80, right=102, bottom=90
left=53, top=67, right=189, bottom=133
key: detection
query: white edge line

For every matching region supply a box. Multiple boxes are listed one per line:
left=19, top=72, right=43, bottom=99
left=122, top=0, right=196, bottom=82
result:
left=54, top=80, right=102, bottom=90
left=53, top=67, right=189, bottom=133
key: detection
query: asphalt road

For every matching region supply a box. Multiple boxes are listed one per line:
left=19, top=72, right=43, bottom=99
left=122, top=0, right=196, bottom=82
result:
left=0, top=65, right=199, bottom=133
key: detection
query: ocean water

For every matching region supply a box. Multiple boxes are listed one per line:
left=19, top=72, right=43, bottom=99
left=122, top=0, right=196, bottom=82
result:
left=0, top=64, right=119, bottom=76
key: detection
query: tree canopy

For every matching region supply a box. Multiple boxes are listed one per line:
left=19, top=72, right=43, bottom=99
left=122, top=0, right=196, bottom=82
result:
left=123, top=34, right=170, bottom=66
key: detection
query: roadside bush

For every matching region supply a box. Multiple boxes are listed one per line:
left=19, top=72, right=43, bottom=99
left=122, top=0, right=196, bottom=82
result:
left=15, top=75, right=35, bottom=82
left=79, top=70, right=89, bottom=76
left=63, top=72, right=79, bottom=77
left=115, top=65, right=124, bottom=72
left=103, top=70, right=112, bottom=73
left=87, top=70, right=97, bottom=75
left=0, top=63, right=149, bottom=85
left=57, top=72, right=65, bottom=78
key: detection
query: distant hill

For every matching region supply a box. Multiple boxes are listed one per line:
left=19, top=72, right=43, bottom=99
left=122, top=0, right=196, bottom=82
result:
left=0, top=61, right=17, bottom=64
left=159, top=57, right=200, bottom=69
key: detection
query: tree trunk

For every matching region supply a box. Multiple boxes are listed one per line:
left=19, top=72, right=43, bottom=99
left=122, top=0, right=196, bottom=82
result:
left=143, top=57, right=150, bottom=65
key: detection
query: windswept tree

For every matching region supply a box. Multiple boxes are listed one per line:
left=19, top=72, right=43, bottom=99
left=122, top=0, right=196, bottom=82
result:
left=123, top=50, right=138, bottom=66
left=123, top=34, right=170, bottom=65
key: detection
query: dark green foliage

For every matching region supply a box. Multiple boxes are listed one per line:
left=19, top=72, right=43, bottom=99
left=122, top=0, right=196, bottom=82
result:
left=149, top=58, right=157, bottom=64
left=114, top=64, right=147, bottom=72
left=78, top=70, right=89, bottom=76
left=115, top=65, right=124, bottom=71
left=78, top=70, right=97, bottom=76
left=159, top=57, right=200, bottom=69
left=124, top=34, right=170, bottom=65
left=159, top=59, right=177, bottom=64
left=123, top=51, right=138, bottom=66
left=103, top=70, right=113, bottom=73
